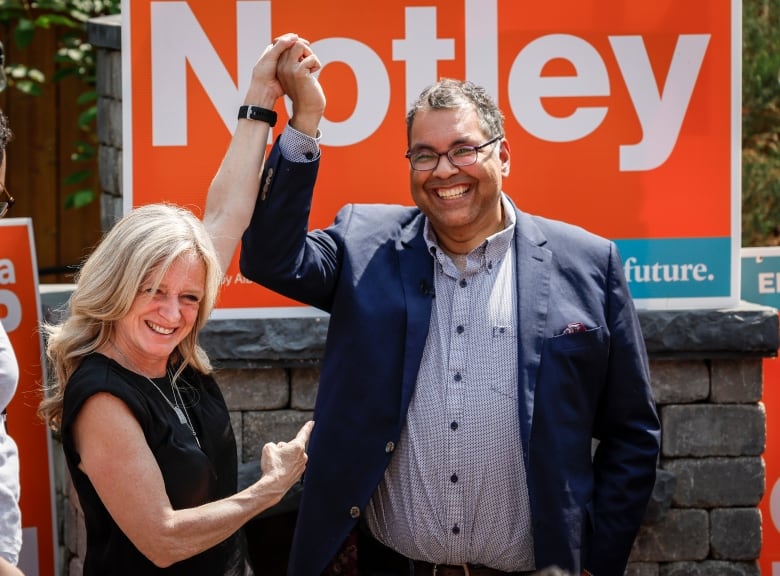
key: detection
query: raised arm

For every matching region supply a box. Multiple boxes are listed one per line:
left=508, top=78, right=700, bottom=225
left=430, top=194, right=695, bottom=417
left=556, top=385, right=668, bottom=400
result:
left=204, top=33, right=325, bottom=274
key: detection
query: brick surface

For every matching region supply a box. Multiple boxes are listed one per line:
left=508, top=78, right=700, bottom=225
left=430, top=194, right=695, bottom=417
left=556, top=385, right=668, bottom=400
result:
left=98, top=144, right=122, bottom=197
left=650, top=359, right=709, bottom=404
left=242, top=409, right=314, bottom=461
left=216, top=367, right=289, bottom=410
left=663, top=457, right=764, bottom=507
left=661, top=405, right=765, bottom=457
left=626, top=562, right=659, bottom=576
left=630, top=509, right=709, bottom=561
left=710, top=359, right=763, bottom=403
left=710, top=508, right=762, bottom=560
left=659, top=561, right=760, bottom=576
left=230, top=411, right=243, bottom=463
left=291, top=367, right=320, bottom=410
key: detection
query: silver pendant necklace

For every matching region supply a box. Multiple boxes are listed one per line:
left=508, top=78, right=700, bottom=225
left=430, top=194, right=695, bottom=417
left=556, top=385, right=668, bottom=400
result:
left=110, top=342, right=201, bottom=449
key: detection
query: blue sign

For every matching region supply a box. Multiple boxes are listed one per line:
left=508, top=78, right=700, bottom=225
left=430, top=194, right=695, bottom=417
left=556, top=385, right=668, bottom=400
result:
left=741, top=247, right=780, bottom=309
left=616, top=237, right=732, bottom=301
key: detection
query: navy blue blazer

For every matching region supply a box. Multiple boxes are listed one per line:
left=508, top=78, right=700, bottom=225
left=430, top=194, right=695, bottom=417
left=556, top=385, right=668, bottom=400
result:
left=240, top=142, right=661, bottom=576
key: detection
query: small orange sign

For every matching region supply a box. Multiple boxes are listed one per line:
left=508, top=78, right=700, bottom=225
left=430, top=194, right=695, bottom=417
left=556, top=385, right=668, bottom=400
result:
left=0, top=219, right=57, bottom=576
left=760, top=356, right=780, bottom=574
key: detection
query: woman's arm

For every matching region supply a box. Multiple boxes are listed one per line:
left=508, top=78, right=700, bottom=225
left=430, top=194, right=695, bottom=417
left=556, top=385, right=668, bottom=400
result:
left=73, top=392, right=312, bottom=568
left=204, top=33, right=324, bottom=274
left=0, top=557, right=24, bottom=576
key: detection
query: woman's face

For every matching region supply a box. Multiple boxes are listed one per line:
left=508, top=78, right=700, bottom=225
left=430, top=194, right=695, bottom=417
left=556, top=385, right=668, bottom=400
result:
left=113, top=252, right=205, bottom=376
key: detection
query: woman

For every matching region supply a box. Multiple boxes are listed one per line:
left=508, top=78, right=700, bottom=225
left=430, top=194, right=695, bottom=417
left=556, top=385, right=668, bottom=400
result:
left=39, top=203, right=312, bottom=575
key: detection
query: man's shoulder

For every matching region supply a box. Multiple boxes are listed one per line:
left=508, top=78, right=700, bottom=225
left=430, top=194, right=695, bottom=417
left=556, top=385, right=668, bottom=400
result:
left=520, top=209, right=612, bottom=248
left=337, top=203, right=422, bottom=231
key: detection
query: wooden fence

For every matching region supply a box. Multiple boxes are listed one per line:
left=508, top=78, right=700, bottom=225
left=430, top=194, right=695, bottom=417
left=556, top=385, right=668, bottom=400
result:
left=0, top=24, right=102, bottom=283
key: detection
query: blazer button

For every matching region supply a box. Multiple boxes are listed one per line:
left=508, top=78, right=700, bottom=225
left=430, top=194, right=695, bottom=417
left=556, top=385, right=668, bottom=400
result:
left=349, top=506, right=361, bottom=519
left=385, top=441, right=395, bottom=453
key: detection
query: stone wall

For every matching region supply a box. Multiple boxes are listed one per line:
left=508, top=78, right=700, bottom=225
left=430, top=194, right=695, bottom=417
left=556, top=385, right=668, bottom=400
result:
left=57, top=14, right=780, bottom=576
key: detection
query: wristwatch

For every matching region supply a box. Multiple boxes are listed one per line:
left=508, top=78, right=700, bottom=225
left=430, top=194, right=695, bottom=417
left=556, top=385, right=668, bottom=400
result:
left=237, top=105, right=277, bottom=127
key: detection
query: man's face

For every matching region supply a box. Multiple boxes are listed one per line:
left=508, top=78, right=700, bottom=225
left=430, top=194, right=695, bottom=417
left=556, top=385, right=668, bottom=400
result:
left=408, top=105, right=510, bottom=254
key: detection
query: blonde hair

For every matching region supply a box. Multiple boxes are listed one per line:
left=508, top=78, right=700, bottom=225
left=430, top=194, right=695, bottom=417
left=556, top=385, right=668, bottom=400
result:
left=39, top=203, right=222, bottom=431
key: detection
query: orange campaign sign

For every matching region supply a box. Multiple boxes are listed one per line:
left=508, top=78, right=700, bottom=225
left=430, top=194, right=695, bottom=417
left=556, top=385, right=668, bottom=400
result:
left=742, top=247, right=780, bottom=574
left=0, top=219, right=57, bottom=576
left=123, top=0, right=741, bottom=316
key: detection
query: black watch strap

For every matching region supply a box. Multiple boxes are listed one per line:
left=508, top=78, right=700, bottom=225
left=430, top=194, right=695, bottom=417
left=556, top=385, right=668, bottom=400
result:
left=237, top=105, right=277, bottom=127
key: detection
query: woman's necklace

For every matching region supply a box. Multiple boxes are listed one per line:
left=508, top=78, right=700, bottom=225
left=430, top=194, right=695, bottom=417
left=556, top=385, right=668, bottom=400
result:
left=109, top=342, right=201, bottom=449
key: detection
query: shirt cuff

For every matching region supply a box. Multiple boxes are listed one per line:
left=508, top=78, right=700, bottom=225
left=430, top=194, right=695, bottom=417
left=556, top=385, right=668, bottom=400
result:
left=279, top=123, right=321, bottom=163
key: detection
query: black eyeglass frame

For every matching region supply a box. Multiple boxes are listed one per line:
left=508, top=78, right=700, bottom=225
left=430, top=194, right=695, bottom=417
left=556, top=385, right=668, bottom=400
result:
left=0, top=182, right=15, bottom=218
left=405, top=135, right=504, bottom=172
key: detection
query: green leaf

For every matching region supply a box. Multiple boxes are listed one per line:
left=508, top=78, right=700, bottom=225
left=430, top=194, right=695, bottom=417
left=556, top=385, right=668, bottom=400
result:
left=76, top=90, right=98, bottom=105
left=71, top=141, right=96, bottom=162
left=14, top=80, right=42, bottom=96
left=52, top=67, right=80, bottom=82
left=34, top=14, right=79, bottom=29
left=14, top=19, right=36, bottom=48
left=64, top=190, right=95, bottom=210
left=63, top=170, right=91, bottom=186
left=77, top=107, right=97, bottom=128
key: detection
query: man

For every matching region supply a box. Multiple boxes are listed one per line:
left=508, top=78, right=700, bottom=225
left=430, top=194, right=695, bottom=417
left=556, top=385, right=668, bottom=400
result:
left=206, top=35, right=660, bottom=576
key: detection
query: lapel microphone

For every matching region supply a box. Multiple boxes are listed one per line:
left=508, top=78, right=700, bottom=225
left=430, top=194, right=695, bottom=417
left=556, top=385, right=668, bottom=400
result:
left=419, top=280, right=435, bottom=298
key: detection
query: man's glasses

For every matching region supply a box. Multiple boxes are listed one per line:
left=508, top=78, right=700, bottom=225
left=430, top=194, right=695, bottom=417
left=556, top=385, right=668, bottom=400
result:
left=405, top=135, right=503, bottom=172
left=0, top=182, right=14, bottom=218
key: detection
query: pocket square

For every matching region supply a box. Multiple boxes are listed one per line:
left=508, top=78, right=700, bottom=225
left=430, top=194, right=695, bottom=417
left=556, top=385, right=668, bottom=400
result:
left=561, top=321, right=586, bottom=335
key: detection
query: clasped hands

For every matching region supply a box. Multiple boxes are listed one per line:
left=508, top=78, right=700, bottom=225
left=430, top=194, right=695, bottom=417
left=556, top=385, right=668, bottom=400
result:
left=250, top=32, right=326, bottom=137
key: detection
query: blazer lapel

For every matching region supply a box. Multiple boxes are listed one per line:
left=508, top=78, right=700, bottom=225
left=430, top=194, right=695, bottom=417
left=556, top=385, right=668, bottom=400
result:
left=512, top=204, right=552, bottom=464
left=397, top=213, right=434, bottom=424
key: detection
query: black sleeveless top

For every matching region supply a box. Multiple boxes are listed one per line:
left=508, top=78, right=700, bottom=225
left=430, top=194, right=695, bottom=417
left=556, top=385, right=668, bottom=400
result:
left=61, top=353, right=245, bottom=575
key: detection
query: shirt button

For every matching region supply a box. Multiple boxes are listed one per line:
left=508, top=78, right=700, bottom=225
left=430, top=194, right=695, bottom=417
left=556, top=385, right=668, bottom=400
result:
left=450, top=474, right=458, bottom=483
left=450, top=421, right=458, bottom=431
left=456, top=325, right=464, bottom=334
left=454, top=372, right=462, bottom=382
left=459, top=279, right=467, bottom=288
left=304, top=151, right=314, bottom=160
left=452, top=524, right=460, bottom=535
left=349, top=506, right=361, bottom=519
left=385, top=441, right=395, bottom=453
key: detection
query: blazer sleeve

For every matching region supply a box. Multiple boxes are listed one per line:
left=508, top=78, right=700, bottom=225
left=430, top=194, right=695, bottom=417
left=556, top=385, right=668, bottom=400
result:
left=587, top=242, right=661, bottom=574
left=239, top=139, right=341, bottom=311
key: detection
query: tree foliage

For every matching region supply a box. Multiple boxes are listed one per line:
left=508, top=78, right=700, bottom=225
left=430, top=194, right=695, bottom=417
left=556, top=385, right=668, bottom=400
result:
left=0, top=0, right=120, bottom=208
left=742, top=0, right=780, bottom=246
